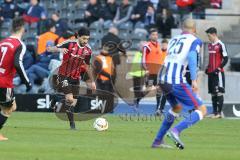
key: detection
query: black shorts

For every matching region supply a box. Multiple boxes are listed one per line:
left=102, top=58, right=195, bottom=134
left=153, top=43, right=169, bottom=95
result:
left=146, top=74, right=158, bottom=86
left=208, top=72, right=225, bottom=94
left=54, top=75, right=80, bottom=95
left=0, top=88, right=15, bottom=107
left=184, top=71, right=192, bottom=85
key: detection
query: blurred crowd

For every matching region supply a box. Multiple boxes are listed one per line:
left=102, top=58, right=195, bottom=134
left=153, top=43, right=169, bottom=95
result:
left=0, top=0, right=223, bottom=94
left=0, top=0, right=223, bottom=38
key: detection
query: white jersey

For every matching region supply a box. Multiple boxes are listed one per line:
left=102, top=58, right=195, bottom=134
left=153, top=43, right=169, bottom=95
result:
left=159, top=33, right=202, bottom=84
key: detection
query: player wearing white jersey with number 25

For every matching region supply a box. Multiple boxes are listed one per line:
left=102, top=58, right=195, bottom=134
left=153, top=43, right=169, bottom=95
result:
left=151, top=19, right=207, bottom=150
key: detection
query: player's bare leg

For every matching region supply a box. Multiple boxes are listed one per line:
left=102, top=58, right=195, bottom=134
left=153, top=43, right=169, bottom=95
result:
left=152, top=104, right=181, bottom=149
left=0, top=100, right=17, bottom=141
left=167, top=105, right=207, bottom=149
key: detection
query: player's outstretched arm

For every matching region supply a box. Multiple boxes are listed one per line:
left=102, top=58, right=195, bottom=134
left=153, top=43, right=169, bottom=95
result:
left=47, top=46, right=68, bottom=54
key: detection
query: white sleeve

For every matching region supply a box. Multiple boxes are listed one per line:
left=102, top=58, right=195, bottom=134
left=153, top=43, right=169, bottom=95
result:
left=220, top=41, right=228, bottom=57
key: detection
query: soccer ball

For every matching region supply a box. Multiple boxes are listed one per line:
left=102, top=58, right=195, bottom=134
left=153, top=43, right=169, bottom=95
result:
left=93, top=117, right=108, bottom=131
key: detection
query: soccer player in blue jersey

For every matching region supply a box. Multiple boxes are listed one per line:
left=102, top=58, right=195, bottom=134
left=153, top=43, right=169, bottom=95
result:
left=151, top=19, right=207, bottom=149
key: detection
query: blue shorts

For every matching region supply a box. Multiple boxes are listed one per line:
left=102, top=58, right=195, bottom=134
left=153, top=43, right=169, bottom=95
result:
left=160, top=83, right=203, bottom=110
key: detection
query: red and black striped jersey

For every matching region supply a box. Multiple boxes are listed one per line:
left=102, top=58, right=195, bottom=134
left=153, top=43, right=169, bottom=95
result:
left=0, top=36, right=30, bottom=88
left=57, top=40, right=92, bottom=80
left=207, top=40, right=228, bottom=73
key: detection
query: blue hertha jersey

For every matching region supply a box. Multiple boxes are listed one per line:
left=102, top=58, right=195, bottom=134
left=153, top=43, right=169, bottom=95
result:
left=159, top=33, right=202, bottom=84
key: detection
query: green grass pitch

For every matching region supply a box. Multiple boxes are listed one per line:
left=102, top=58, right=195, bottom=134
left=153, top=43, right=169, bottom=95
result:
left=1, top=112, right=240, bottom=160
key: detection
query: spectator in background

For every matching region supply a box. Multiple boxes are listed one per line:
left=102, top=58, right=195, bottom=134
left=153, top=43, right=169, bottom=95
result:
left=156, top=0, right=170, bottom=13
left=17, top=0, right=30, bottom=10
left=85, top=0, right=102, bottom=25
left=75, top=0, right=102, bottom=26
left=37, top=20, right=59, bottom=54
left=176, top=0, right=194, bottom=20
left=101, top=0, right=118, bottom=26
left=150, top=0, right=159, bottom=9
left=155, top=39, right=168, bottom=115
left=102, top=27, right=122, bottom=66
left=192, top=0, right=210, bottom=19
left=131, top=0, right=152, bottom=27
left=102, top=27, right=124, bottom=85
left=156, top=9, right=175, bottom=38
left=156, top=0, right=170, bottom=24
left=128, top=41, right=147, bottom=108
left=92, top=45, right=115, bottom=113
left=27, top=41, right=58, bottom=87
left=94, top=45, right=115, bottom=92
left=22, top=45, right=36, bottom=70
left=15, top=41, right=59, bottom=92
left=113, top=0, right=133, bottom=27
left=210, top=0, right=222, bottom=9
left=35, top=41, right=59, bottom=69
left=142, top=29, right=162, bottom=112
left=144, top=5, right=156, bottom=31
left=26, top=41, right=59, bottom=84
left=23, top=0, right=46, bottom=24
left=51, top=13, right=69, bottom=36
left=0, top=0, right=22, bottom=24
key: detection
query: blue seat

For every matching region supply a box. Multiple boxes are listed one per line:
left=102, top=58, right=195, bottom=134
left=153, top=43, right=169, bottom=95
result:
left=1, top=20, right=12, bottom=29
left=0, top=30, right=10, bottom=38
left=89, top=21, right=103, bottom=33
left=131, top=31, right=147, bottom=41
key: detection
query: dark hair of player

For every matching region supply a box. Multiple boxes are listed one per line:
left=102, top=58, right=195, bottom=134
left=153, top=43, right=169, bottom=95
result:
left=12, top=17, right=25, bottom=33
left=77, top=27, right=90, bottom=37
left=161, top=39, right=168, bottom=44
left=206, top=27, right=217, bottom=34
left=149, top=28, right=158, bottom=34
left=149, top=28, right=158, bottom=35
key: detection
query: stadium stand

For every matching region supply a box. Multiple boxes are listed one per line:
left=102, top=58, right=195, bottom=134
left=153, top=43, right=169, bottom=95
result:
left=2, top=0, right=240, bottom=100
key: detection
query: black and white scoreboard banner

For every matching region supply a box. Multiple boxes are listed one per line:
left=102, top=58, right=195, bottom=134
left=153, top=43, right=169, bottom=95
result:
left=15, top=94, right=240, bottom=118
left=15, top=93, right=116, bottom=114
left=223, top=104, right=240, bottom=118
left=15, top=94, right=52, bottom=112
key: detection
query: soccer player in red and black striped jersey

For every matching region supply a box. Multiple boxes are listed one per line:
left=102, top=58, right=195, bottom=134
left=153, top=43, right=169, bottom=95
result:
left=0, top=17, right=32, bottom=140
left=205, top=27, right=228, bottom=118
left=47, top=27, right=96, bottom=129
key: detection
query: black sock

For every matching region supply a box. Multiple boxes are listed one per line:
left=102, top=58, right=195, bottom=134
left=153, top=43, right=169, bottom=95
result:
left=0, top=113, right=8, bottom=130
left=134, top=98, right=141, bottom=105
left=65, top=105, right=75, bottom=125
left=217, top=95, right=224, bottom=114
left=156, top=93, right=161, bottom=110
left=212, top=95, right=218, bottom=115
left=159, top=95, right=167, bottom=111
